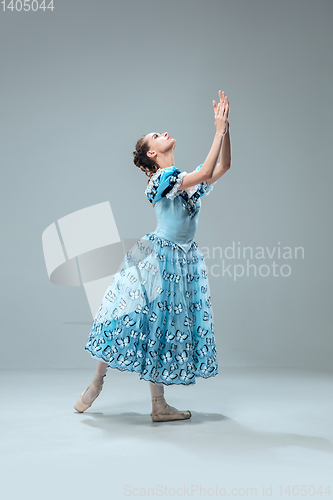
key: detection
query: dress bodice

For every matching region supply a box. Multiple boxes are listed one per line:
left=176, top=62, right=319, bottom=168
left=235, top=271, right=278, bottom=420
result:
left=145, top=165, right=216, bottom=253
left=153, top=195, right=202, bottom=253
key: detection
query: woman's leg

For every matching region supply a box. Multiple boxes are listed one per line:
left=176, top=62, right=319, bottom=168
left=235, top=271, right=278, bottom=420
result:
left=82, top=361, right=108, bottom=405
left=149, top=381, right=164, bottom=412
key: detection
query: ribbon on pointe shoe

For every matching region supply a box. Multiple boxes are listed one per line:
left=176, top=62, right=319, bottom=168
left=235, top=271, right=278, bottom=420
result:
left=150, top=394, right=191, bottom=422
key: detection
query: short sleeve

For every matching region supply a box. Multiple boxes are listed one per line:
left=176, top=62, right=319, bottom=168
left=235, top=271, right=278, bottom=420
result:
left=145, top=166, right=187, bottom=204
left=192, top=164, right=217, bottom=197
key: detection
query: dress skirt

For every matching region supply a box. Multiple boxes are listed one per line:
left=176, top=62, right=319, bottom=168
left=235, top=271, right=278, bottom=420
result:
left=85, top=232, right=219, bottom=386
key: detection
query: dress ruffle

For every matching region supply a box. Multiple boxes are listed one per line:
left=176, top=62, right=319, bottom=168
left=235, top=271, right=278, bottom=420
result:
left=166, top=171, right=187, bottom=200
left=144, top=169, right=163, bottom=200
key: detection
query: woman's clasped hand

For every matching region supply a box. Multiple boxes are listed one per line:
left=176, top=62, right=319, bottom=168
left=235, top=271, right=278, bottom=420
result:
left=213, top=90, right=229, bottom=136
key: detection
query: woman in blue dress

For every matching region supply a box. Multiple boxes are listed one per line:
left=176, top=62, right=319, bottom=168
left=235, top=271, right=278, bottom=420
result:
left=75, top=90, right=231, bottom=421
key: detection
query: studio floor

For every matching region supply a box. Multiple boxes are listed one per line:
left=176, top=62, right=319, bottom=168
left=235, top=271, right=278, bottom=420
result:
left=1, top=367, right=332, bottom=500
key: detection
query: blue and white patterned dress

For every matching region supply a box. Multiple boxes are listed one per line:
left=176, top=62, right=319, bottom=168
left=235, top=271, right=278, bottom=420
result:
left=85, top=164, right=219, bottom=386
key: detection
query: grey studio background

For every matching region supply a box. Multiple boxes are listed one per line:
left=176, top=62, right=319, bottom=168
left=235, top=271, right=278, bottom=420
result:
left=1, top=0, right=332, bottom=371
left=1, top=0, right=333, bottom=498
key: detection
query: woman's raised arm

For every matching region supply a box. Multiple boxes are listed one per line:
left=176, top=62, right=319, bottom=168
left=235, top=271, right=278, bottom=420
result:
left=178, top=90, right=229, bottom=191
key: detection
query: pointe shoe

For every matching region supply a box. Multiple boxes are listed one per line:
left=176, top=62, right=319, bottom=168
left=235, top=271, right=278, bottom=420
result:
left=74, top=374, right=106, bottom=413
left=150, top=394, right=192, bottom=422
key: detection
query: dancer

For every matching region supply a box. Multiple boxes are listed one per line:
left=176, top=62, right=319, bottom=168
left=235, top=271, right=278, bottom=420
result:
left=75, top=90, right=231, bottom=422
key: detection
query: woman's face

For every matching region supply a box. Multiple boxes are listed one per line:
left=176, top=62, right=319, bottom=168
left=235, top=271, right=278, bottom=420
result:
left=145, top=132, right=176, bottom=158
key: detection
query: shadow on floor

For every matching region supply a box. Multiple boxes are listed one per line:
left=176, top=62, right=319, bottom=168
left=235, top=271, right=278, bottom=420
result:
left=74, top=410, right=333, bottom=457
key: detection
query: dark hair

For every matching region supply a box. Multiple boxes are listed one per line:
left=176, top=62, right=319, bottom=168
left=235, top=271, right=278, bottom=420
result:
left=132, top=135, right=160, bottom=183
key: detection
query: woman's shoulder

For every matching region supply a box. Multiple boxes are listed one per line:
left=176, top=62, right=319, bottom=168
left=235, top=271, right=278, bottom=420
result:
left=145, top=166, right=186, bottom=204
left=145, top=166, right=177, bottom=187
